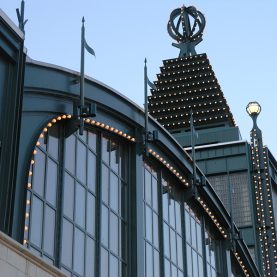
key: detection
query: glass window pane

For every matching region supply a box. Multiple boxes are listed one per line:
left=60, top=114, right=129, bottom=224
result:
left=191, top=220, right=196, bottom=249
left=88, top=131, right=96, bottom=151
left=153, top=213, right=159, bottom=249
left=163, top=192, right=169, bottom=223
left=102, top=165, right=109, bottom=204
left=177, top=235, right=183, bottom=270
left=164, top=259, right=170, bottom=277
left=87, top=193, right=96, bottom=237
left=154, top=249, right=160, bottom=277
left=169, top=201, right=175, bottom=229
left=43, top=206, right=55, bottom=256
left=102, top=137, right=109, bottom=164
left=110, top=173, right=119, bottom=212
left=65, top=134, right=75, bottom=174
left=45, top=159, right=57, bottom=206
left=73, top=228, right=85, bottom=276
left=86, top=237, right=95, bottom=277
left=119, top=146, right=127, bottom=180
left=101, top=205, right=109, bottom=247
left=175, top=202, right=181, bottom=234
left=192, top=250, right=199, bottom=277
left=163, top=224, right=170, bottom=258
left=101, top=248, right=109, bottom=277
left=75, top=182, right=86, bottom=227
left=30, top=196, right=43, bottom=247
left=196, top=223, right=202, bottom=255
left=172, top=265, right=177, bottom=277
left=63, top=173, right=74, bottom=220
left=87, top=151, right=96, bottom=193
left=146, top=243, right=153, bottom=277
left=61, top=219, right=73, bottom=268
left=48, top=133, right=59, bottom=160
left=109, top=254, right=118, bottom=277
left=185, top=211, right=191, bottom=244
left=33, top=148, right=45, bottom=196
left=144, top=170, right=152, bottom=205
left=76, top=140, right=86, bottom=184
left=110, top=141, right=119, bottom=173
left=198, top=257, right=204, bottom=277
left=152, top=177, right=158, bottom=212
left=170, top=229, right=177, bottom=264
left=145, top=205, right=153, bottom=242
left=109, top=212, right=119, bottom=255
left=186, top=245, right=192, bottom=277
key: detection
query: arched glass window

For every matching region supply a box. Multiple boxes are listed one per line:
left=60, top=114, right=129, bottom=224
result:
left=162, top=176, right=184, bottom=277
left=185, top=204, right=204, bottom=277
left=24, top=123, right=129, bottom=277
left=143, top=162, right=160, bottom=277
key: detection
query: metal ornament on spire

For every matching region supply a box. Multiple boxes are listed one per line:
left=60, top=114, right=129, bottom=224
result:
left=168, top=5, right=206, bottom=57
left=16, top=0, right=28, bottom=33
left=79, top=17, right=96, bottom=135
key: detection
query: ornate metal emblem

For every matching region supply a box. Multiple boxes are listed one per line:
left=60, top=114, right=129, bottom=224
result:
left=168, top=5, right=206, bottom=57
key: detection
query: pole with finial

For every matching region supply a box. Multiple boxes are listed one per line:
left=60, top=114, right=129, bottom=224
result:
left=16, top=0, right=28, bottom=33
left=144, top=58, right=149, bottom=156
left=79, top=17, right=86, bottom=135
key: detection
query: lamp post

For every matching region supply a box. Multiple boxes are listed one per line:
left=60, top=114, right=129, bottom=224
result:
left=246, top=101, right=275, bottom=275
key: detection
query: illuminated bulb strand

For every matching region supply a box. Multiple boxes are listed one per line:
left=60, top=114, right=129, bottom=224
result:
left=147, top=148, right=189, bottom=187
left=24, top=114, right=136, bottom=245
left=157, top=65, right=211, bottom=78
left=262, top=146, right=277, bottom=271
left=149, top=91, right=221, bottom=103
left=197, top=196, right=228, bottom=239
left=250, top=129, right=273, bottom=274
left=155, top=72, right=214, bottom=86
left=157, top=107, right=228, bottom=121
left=198, top=196, right=251, bottom=276
left=234, top=252, right=250, bottom=277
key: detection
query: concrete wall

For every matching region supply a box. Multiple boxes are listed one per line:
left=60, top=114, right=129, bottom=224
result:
left=0, top=231, right=65, bottom=277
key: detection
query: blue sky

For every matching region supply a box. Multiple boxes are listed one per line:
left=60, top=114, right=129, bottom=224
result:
left=2, top=1, right=277, bottom=158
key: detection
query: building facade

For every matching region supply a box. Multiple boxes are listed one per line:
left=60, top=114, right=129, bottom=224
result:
left=0, top=3, right=273, bottom=277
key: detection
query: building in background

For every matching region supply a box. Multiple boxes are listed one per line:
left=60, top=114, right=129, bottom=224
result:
left=149, top=5, right=277, bottom=276
left=0, top=2, right=275, bottom=277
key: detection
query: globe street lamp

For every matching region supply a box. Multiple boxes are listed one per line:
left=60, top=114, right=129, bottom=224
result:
left=246, top=101, right=261, bottom=128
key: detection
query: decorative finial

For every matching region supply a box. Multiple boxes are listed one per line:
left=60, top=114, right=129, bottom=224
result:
left=82, top=17, right=85, bottom=23
left=167, top=5, right=206, bottom=57
left=16, top=0, right=28, bottom=33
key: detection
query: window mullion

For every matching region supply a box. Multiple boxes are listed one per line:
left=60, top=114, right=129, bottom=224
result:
left=95, top=131, right=102, bottom=277
left=157, top=170, right=165, bottom=277
left=180, top=201, right=187, bottom=277
left=56, top=125, right=67, bottom=268
left=201, top=215, right=208, bottom=277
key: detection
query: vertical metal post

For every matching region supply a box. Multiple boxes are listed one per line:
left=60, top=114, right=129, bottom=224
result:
left=144, top=59, right=149, bottom=156
left=79, top=18, right=85, bottom=135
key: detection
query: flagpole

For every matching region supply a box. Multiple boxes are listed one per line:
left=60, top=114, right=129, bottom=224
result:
left=80, top=17, right=85, bottom=135
left=190, top=111, right=196, bottom=186
left=144, top=58, right=149, bottom=156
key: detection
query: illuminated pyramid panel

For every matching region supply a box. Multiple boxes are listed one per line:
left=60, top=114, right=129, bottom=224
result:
left=148, top=54, right=235, bottom=131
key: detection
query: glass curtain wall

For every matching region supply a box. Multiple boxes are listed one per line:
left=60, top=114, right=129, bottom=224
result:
left=25, top=125, right=129, bottom=277
left=143, top=161, right=223, bottom=277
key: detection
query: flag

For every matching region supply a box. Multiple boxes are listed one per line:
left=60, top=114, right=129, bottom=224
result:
left=84, top=39, right=95, bottom=57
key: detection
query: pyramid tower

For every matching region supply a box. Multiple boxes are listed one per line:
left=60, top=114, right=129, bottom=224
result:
left=148, top=6, right=236, bottom=137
